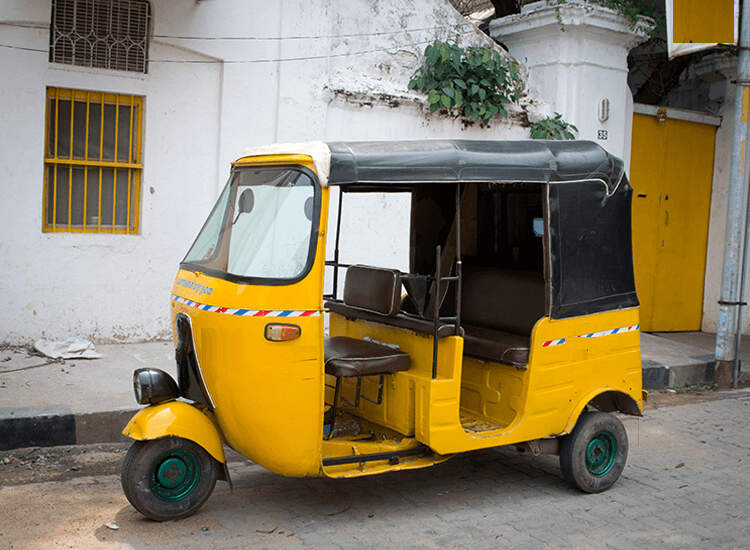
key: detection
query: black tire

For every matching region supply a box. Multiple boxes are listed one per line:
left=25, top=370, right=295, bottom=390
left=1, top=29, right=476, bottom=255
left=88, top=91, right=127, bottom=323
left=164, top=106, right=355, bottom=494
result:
left=121, top=437, right=219, bottom=521
left=559, top=411, right=628, bottom=493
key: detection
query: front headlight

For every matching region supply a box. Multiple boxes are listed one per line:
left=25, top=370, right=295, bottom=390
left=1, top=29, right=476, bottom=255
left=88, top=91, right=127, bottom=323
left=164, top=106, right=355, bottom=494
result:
left=133, top=368, right=180, bottom=405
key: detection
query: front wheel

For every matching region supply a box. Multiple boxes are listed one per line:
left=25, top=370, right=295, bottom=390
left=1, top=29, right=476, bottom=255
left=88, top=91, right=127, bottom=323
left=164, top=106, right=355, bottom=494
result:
left=121, top=436, right=219, bottom=521
left=559, top=411, right=628, bottom=493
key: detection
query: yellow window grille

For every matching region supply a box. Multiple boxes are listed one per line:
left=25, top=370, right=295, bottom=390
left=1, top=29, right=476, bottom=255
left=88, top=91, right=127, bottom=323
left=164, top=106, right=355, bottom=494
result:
left=43, top=87, right=143, bottom=233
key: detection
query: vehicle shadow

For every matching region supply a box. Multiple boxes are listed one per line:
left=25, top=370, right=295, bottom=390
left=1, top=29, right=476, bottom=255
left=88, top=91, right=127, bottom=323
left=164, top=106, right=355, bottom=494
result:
left=95, top=446, right=580, bottom=548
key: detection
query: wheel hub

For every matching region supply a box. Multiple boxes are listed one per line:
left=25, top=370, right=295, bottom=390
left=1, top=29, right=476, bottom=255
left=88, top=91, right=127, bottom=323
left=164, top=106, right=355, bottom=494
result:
left=585, top=432, right=617, bottom=477
left=150, top=449, right=201, bottom=501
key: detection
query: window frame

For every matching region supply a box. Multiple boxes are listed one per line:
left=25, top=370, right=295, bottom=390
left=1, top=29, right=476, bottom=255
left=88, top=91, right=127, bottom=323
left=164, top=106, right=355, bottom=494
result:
left=42, top=86, right=144, bottom=234
left=180, top=164, right=322, bottom=287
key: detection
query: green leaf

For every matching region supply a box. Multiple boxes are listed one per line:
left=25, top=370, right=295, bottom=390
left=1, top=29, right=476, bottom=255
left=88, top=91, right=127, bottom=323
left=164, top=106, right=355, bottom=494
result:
left=441, top=86, right=455, bottom=98
left=478, top=88, right=486, bottom=101
left=426, top=46, right=439, bottom=65
left=454, top=89, right=463, bottom=108
left=440, top=94, right=452, bottom=109
left=454, top=79, right=467, bottom=90
left=428, top=90, right=440, bottom=104
left=430, top=101, right=440, bottom=113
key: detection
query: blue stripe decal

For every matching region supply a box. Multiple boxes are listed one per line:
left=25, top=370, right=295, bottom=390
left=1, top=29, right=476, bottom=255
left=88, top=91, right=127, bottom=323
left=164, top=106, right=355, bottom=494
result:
left=235, top=309, right=249, bottom=315
left=278, top=310, right=292, bottom=317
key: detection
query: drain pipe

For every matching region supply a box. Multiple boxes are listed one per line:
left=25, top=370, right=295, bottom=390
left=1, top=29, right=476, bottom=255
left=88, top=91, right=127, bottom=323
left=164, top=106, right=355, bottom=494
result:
left=733, top=163, right=750, bottom=388
left=715, top=0, right=750, bottom=388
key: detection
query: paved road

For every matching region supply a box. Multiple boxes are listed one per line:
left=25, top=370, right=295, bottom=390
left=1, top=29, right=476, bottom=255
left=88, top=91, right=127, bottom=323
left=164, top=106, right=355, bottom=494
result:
left=2, top=391, right=750, bottom=549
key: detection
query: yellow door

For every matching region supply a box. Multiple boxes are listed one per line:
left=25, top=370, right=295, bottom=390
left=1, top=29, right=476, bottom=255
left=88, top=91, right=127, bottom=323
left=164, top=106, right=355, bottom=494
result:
left=630, top=112, right=716, bottom=331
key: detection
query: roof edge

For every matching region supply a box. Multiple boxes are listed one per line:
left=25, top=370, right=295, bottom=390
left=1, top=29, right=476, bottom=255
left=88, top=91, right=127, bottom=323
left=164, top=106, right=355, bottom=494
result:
left=240, top=141, right=332, bottom=186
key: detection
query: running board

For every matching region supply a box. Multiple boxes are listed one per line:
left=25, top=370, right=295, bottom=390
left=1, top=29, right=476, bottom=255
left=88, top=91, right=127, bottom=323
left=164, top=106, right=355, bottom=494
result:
left=322, top=447, right=427, bottom=466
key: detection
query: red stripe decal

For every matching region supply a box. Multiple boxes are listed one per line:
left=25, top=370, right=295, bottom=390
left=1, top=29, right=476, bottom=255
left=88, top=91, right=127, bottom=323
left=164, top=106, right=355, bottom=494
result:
left=215, top=307, right=227, bottom=313
left=254, top=310, right=270, bottom=317
left=300, top=310, right=315, bottom=317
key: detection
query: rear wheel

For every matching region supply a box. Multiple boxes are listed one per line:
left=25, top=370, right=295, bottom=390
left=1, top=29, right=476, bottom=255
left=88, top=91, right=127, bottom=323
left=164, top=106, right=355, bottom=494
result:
left=121, top=437, right=219, bottom=521
left=559, top=411, right=628, bottom=493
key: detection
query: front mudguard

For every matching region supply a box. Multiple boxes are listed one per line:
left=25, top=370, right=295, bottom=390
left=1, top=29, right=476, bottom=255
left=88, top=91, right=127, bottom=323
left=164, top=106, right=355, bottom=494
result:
left=123, top=401, right=225, bottom=463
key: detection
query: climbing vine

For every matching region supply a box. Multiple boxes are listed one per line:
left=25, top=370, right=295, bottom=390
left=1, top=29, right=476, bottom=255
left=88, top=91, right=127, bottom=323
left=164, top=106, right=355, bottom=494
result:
left=408, top=41, right=523, bottom=126
left=529, top=113, right=578, bottom=140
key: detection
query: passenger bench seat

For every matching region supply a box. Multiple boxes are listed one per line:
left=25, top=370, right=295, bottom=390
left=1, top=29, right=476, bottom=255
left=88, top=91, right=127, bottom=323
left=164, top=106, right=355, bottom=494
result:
left=460, top=267, right=545, bottom=368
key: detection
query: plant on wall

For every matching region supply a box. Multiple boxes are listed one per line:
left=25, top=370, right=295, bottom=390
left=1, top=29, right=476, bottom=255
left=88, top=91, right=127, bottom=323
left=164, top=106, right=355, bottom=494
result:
left=529, top=113, right=578, bottom=140
left=408, top=40, right=523, bottom=126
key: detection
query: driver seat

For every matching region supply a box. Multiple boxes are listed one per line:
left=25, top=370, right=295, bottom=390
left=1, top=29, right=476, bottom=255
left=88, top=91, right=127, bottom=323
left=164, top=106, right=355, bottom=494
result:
left=324, top=266, right=411, bottom=430
left=325, top=336, right=410, bottom=378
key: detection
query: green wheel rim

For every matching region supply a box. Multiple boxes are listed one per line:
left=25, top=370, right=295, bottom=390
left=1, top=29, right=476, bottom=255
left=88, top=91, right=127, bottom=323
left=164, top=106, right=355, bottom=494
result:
left=585, top=431, right=617, bottom=477
left=150, top=448, right=201, bottom=502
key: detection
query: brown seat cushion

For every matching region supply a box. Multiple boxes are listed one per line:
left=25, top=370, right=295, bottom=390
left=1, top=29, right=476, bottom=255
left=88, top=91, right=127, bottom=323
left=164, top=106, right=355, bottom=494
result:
left=343, top=265, right=402, bottom=316
left=324, top=336, right=410, bottom=377
left=461, top=266, right=545, bottom=335
left=457, top=266, right=545, bottom=369
left=462, top=324, right=529, bottom=368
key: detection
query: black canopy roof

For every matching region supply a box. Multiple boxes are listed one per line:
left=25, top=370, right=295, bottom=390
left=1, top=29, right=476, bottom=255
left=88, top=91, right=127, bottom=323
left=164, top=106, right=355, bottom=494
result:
left=327, top=140, right=625, bottom=193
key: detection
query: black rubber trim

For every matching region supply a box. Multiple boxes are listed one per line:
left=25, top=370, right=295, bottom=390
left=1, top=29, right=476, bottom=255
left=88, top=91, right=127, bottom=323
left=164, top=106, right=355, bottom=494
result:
left=322, top=447, right=427, bottom=466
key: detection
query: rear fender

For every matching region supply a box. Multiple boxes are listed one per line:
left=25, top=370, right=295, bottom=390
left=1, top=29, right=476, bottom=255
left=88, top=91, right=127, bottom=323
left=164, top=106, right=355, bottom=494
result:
left=122, top=401, right=225, bottom=463
left=563, top=389, right=643, bottom=435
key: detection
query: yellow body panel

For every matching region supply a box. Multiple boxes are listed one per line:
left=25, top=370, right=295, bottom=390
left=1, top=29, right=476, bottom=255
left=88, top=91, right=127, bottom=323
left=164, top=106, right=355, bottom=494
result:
left=631, top=113, right=716, bottom=331
left=673, top=0, right=734, bottom=44
left=122, top=401, right=225, bottom=463
left=168, top=157, right=329, bottom=477
left=329, top=308, right=642, bottom=457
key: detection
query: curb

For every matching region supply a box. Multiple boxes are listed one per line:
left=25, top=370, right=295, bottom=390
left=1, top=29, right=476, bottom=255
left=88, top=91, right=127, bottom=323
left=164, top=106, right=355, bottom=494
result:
left=0, top=406, right=136, bottom=451
left=641, top=360, right=715, bottom=390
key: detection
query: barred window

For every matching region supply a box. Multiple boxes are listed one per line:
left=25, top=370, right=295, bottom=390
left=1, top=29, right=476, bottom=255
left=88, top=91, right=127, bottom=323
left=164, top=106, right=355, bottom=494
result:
left=49, top=0, right=151, bottom=73
left=43, top=87, right=143, bottom=234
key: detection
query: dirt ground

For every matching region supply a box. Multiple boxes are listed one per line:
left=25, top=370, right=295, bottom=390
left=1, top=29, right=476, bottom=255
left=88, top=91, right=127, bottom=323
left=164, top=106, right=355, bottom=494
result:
left=0, top=387, right=737, bottom=488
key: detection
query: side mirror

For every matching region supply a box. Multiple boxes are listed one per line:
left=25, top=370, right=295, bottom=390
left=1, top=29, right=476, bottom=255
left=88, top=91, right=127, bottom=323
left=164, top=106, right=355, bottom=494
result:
left=238, top=188, right=255, bottom=215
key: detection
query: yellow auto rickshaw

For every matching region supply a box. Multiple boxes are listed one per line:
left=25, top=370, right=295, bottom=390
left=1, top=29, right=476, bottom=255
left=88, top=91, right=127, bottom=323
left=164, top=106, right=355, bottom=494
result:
left=121, top=140, right=643, bottom=521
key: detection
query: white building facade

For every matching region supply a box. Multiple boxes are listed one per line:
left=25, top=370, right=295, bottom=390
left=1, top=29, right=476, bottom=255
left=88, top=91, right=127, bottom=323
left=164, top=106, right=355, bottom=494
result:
left=0, top=0, right=534, bottom=343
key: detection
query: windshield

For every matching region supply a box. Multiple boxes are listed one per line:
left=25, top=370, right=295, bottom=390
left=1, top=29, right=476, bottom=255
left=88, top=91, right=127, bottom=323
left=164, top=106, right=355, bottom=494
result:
left=183, top=166, right=318, bottom=282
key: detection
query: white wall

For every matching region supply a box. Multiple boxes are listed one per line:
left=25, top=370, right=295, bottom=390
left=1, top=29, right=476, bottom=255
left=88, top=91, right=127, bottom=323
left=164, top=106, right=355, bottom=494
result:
left=490, top=0, right=649, bottom=169
left=0, top=1, right=221, bottom=342
left=0, top=0, right=532, bottom=343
